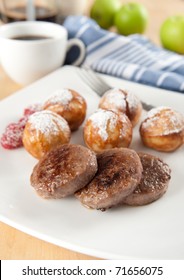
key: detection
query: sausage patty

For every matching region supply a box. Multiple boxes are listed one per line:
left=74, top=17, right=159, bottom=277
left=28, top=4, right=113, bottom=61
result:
left=30, top=144, right=97, bottom=198
left=75, top=148, right=143, bottom=211
left=122, top=152, right=171, bottom=206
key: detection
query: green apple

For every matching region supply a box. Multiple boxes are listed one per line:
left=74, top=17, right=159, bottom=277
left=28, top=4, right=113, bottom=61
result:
left=114, top=2, right=148, bottom=35
left=90, top=0, right=121, bottom=29
left=160, top=16, right=184, bottom=54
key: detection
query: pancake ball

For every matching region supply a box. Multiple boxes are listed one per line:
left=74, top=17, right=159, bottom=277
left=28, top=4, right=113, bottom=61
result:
left=83, top=109, right=133, bottom=153
left=43, top=88, right=87, bottom=131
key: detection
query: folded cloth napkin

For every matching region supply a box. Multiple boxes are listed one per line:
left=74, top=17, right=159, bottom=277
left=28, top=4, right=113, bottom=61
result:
left=63, top=15, right=184, bottom=93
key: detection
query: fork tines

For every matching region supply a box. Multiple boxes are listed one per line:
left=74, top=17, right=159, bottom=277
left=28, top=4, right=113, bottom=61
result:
left=77, top=67, right=111, bottom=96
left=76, top=67, right=155, bottom=111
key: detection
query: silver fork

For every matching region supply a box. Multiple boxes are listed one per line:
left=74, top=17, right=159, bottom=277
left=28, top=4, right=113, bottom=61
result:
left=76, top=67, right=154, bottom=111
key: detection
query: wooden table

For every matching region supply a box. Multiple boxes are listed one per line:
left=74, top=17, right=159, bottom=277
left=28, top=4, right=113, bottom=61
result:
left=0, top=0, right=183, bottom=260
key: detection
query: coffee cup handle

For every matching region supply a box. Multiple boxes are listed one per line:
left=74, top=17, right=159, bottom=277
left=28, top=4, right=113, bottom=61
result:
left=66, top=38, right=86, bottom=66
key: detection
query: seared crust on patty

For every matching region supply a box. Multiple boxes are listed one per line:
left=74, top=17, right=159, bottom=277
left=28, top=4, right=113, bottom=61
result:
left=122, top=152, right=171, bottom=206
left=75, top=148, right=143, bottom=211
left=30, top=144, right=97, bottom=198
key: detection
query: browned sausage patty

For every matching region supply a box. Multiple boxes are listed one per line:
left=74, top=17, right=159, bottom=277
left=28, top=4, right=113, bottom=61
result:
left=75, top=148, right=143, bottom=211
left=122, top=152, right=171, bottom=206
left=30, top=144, right=97, bottom=198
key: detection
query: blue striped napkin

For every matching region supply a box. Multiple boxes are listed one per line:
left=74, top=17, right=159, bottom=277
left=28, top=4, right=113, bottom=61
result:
left=63, top=16, right=184, bottom=93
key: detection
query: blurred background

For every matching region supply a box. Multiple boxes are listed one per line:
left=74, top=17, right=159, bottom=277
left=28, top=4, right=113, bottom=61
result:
left=0, top=0, right=183, bottom=45
left=87, top=0, right=184, bottom=46
left=0, top=0, right=184, bottom=97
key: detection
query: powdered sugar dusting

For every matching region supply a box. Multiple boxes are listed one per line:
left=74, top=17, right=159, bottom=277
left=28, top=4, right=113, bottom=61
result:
left=45, top=89, right=73, bottom=106
left=142, top=106, right=184, bottom=135
left=101, top=88, right=141, bottom=114
left=1, top=123, right=24, bottom=149
left=103, top=88, right=126, bottom=109
left=23, top=103, right=42, bottom=116
left=126, top=90, right=141, bottom=111
left=89, top=109, right=118, bottom=141
left=28, top=110, right=69, bottom=137
left=145, top=106, right=169, bottom=119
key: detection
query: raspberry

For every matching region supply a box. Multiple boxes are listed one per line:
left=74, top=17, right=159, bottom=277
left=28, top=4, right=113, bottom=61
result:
left=1, top=103, right=42, bottom=150
left=18, top=115, right=29, bottom=127
left=0, top=122, right=25, bottom=149
left=23, top=103, right=42, bottom=116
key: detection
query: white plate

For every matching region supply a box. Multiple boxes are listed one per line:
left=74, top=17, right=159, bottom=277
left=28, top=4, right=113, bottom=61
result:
left=0, top=65, right=184, bottom=260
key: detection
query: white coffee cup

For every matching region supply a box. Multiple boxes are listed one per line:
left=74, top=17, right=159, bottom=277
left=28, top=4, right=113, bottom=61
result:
left=0, top=21, right=86, bottom=85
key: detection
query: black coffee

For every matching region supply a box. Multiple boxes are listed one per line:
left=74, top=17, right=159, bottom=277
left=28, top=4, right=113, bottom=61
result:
left=12, top=35, right=52, bottom=40
left=0, top=5, right=58, bottom=23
